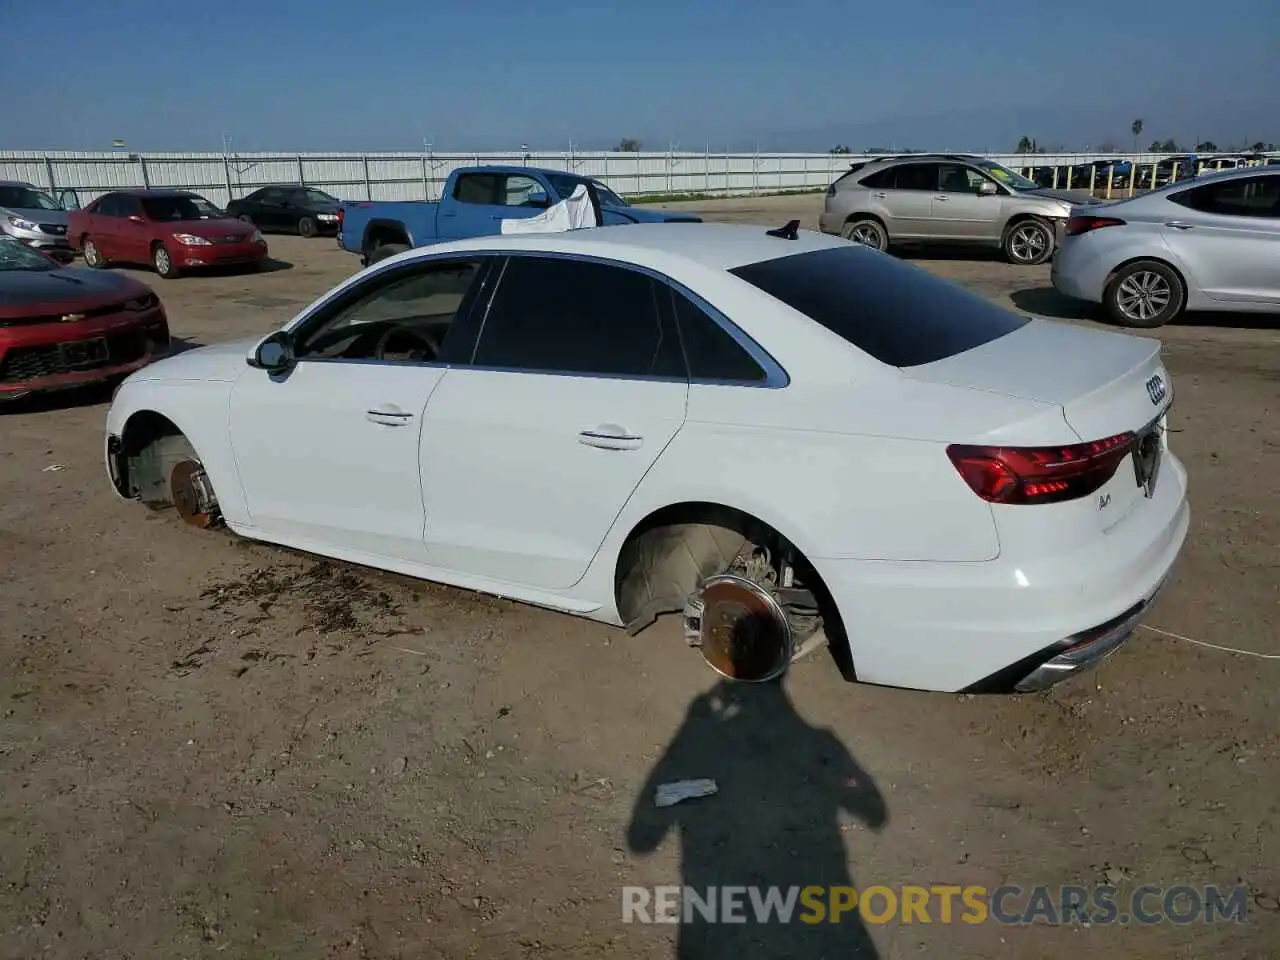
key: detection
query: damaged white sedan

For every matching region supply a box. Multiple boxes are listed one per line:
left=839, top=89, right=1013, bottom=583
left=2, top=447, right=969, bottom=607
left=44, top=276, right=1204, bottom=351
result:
left=104, top=221, right=1189, bottom=693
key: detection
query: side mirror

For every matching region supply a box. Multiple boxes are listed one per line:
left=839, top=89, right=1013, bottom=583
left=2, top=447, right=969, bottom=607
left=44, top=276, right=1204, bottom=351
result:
left=247, top=331, right=295, bottom=373
left=526, top=193, right=551, bottom=208
left=978, top=181, right=999, bottom=196
left=127, top=215, right=146, bottom=224
left=57, top=189, right=81, bottom=211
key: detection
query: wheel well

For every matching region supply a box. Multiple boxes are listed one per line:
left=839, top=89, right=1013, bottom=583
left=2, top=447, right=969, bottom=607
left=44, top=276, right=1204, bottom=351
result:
left=113, top=410, right=195, bottom=506
left=1002, top=212, right=1051, bottom=238
left=844, top=212, right=886, bottom=229
left=612, top=501, right=854, bottom=678
left=364, top=223, right=410, bottom=253
left=1103, top=256, right=1188, bottom=296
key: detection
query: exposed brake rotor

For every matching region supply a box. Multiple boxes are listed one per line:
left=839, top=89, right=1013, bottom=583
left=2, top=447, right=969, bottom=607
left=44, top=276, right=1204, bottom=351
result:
left=684, top=573, right=793, bottom=683
left=170, top=459, right=218, bottom=528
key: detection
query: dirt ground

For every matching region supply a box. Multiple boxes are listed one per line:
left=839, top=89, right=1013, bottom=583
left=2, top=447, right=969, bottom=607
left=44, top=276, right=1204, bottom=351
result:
left=2, top=194, right=1276, bottom=959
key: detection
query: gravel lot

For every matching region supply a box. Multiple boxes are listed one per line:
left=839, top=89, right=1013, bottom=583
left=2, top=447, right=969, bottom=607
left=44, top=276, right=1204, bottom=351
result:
left=2, top=194, right=1277, bottom=959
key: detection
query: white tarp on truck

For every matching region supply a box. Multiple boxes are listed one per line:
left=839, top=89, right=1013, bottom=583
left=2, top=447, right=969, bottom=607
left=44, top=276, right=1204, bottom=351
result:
left=500, top=184, right=600, bottom=234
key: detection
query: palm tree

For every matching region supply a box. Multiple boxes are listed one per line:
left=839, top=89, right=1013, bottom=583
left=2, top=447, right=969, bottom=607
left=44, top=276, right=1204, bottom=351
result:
left=1131, top=118, right=1144, bottom=153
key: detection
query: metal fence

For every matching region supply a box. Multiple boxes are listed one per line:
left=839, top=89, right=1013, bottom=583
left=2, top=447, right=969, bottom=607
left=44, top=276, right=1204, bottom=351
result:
left=1, top=149, right=1276, bottom=208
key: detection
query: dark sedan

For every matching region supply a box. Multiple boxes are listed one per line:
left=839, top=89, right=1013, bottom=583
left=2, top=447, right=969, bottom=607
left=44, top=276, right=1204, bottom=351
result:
left=0, top=236, right=169, bottom=402
left=225, top=185, right=343, bottom=238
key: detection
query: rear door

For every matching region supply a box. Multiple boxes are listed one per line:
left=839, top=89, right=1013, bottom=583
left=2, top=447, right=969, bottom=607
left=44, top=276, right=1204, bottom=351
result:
left=438, top=172, right=549, bottom=239
left=1162, top=173, right=1280, bottom=304
left=418, top=253, right=689, bottom=589
left=877, top=162, right=942, bottom=239
left=115, top=195, right=152, bottom=263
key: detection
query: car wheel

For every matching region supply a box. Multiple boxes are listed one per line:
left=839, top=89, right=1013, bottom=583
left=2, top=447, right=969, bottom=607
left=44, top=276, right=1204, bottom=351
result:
left=842, top=218, right=888, bottom=251
left=152, top=243, right=179, bottom=279
left=297, top=216, right=317, bottom=239
left=1003, top=218, right=1055, bottom=265
left=1103, top=260, right=1185, bottom=328
left=82, top=237, right=107, bottom=268
left=368, top=242, right=410, bottom=264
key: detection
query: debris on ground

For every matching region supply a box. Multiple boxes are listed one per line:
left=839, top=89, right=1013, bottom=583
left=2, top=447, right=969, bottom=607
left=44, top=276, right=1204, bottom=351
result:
left=654, top=778, right=719, bottom=807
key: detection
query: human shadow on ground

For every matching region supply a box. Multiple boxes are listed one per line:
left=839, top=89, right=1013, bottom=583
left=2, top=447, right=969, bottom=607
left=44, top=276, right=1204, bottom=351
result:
left=627, top=676, right=888, bottom=959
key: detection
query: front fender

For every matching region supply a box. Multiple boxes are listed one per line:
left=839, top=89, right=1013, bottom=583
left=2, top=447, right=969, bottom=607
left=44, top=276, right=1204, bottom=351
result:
left=106, top=377, right=253, bottom=528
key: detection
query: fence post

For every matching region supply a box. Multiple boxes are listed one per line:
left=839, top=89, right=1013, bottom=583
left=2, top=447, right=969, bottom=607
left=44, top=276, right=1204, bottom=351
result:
left=223, top=154, right=234, bottom=203
left=297, top=155, right=305, bottom=185
left=362, top=155, right=372, bottom=200
left=43, top=154, right=57, bottom=193
left=138, top=155, right=150, bottom=189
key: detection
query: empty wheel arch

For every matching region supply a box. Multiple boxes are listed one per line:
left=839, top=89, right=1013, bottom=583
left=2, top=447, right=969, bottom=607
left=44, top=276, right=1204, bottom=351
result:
left=612, top=501, right=856, bottom=680
left=111, top=410, right=221, bottom=525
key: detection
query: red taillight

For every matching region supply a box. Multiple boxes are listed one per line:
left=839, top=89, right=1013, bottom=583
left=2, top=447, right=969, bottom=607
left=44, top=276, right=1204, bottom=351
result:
left=1065, top=215, right=1126, bottom=236
left=947, top=432, right=1136, bottom=505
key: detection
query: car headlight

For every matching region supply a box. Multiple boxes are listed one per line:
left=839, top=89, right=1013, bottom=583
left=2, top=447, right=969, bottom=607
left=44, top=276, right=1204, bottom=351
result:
left=6, top=215, right=37, bottom=231
left=173, top=233, right=212, bottom=246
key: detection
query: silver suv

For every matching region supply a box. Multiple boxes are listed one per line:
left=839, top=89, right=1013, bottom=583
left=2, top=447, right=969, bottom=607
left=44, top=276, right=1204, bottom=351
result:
left=0, top=180, right=74, bottom=261
left=819, top=154, right=1100, bottom=265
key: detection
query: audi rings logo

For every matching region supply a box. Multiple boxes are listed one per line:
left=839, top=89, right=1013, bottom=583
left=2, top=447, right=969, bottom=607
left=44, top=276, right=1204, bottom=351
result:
left=1145, top=373, right=1167, bottom=406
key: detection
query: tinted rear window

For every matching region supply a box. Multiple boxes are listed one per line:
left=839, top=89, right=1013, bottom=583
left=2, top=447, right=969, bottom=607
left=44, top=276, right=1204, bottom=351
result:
left=728, top=246, right=1028, bottom=367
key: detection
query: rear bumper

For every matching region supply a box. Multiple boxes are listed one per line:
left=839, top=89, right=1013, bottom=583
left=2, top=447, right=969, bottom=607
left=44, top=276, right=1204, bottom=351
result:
left=1050, top=237, right=1109, bottom=303
left=0, top=310, right=170, bottom=397
left=817, top=452, right=1190, bottom=693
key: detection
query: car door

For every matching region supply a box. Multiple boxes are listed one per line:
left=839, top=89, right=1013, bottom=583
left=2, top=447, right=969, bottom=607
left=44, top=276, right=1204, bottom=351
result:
left=226, top=254, right=493, bottom=560
left=1161, top=174, right=1280, bottom=304
left=438, top=172, right=547, bottom=239
left=878, top=163, right=942, bottom=239
left=114, top=195, right=152, bottom=264
left=84, top=194, right=123, bottom=257
left=418, top=253, right=689, bottom=590
left=931, top=164, right=1004, bottom=240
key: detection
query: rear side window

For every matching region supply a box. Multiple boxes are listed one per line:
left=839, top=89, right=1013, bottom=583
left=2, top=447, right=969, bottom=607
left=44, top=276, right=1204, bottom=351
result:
left=858, top=167, right=896, bottom=189
left=1169, top=174, right=1280, bottom=218
left=729, top=246, right=1028, bottom=368
left=669, top=291, right=766, bottom=382
left=473, top=256, right=685, bottom=378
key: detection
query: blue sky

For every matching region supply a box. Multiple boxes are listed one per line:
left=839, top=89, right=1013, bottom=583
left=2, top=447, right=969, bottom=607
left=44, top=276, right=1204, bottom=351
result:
left=3, top=0, right=1276, bottom=153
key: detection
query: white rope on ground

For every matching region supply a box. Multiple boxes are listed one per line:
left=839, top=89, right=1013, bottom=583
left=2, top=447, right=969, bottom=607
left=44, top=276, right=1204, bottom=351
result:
left=1141, top=624, right=1280, bottom=660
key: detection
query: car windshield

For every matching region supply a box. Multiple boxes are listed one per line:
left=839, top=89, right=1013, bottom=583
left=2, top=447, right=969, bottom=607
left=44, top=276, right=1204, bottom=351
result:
left=976, top=161, right=1039, bottom=191
left=0, top=185, right=61, bottom=211
left=547, top=174, right=628, bottom=206
left=0, top=235, right=57, bottom=271
left=300, top=188, right=337, bottom=204
left=141, top=195, right=224, bottom=221
left=729, top=245, right=1028, bottom=367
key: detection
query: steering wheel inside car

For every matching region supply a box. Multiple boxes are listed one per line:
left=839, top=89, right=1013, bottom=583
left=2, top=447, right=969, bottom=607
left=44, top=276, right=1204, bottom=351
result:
left=374, top=325, right=440, bottom=362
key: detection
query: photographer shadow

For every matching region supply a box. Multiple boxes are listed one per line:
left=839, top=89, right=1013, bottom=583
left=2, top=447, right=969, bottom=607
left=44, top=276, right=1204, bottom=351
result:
left=627, top=676, right=889, bottom=958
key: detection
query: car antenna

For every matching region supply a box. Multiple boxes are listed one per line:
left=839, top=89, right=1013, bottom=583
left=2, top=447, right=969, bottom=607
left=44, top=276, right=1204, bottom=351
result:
left=765, top=219, right=800, bottom=240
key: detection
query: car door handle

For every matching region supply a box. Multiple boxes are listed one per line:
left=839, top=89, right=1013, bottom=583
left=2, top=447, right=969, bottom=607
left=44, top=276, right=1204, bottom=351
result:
left=934, top=195, right=949, bottom=201
left=440, top=211, right=456, bottom=217
left=1164, top=221, right=1195, bottom=230
left=871, top=192, right=887, bottom=199
left=579, top=426, right=643, bottom=451
left=366, top=406, right=415, bottom=426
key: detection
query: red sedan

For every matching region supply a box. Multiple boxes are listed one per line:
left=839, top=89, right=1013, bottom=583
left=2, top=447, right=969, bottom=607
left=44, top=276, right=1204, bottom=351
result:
left=0, top=236, right=170, bottom=402
left=67, top=189, right=268, bottom=279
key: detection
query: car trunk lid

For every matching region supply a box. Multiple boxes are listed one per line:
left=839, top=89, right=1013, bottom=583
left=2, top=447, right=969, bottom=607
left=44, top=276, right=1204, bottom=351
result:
left=906, top=319, right=1173, bottom=533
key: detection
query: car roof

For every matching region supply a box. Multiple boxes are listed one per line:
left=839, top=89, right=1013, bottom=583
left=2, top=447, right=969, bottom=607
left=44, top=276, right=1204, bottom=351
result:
left=0, top=180, right=40, bottom=188
left=415, top=221, right=853, bottom=272
left=108, top=189, right=203, bottom=198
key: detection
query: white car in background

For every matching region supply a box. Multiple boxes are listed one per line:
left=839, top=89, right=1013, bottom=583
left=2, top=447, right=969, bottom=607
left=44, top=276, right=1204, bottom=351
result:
left=1052, top=165, right=1280, bottom=327
left=103, top=222, right=1189, bottom=694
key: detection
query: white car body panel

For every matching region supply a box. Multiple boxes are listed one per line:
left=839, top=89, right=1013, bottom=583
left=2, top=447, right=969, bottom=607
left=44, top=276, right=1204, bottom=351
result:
left=105, top=222, right=1190, bottom=693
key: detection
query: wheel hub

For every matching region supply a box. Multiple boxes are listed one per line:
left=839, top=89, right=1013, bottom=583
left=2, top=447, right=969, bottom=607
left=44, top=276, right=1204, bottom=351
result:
left=683, top=574, right=793, bottom=682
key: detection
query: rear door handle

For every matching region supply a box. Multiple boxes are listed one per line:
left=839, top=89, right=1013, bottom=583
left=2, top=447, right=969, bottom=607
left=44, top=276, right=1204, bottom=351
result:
left=366, top=405, right=415, bottom=427
left=579, top=426, right=643, bottom=451
left=1164, top=221, right=1194, bottom=230
left=871, top=192, right=887, bottom=200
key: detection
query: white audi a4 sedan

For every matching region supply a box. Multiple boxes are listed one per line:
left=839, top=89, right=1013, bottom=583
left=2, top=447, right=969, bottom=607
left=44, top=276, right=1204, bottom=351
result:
left=103, top=221, right=1189, bottom=693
